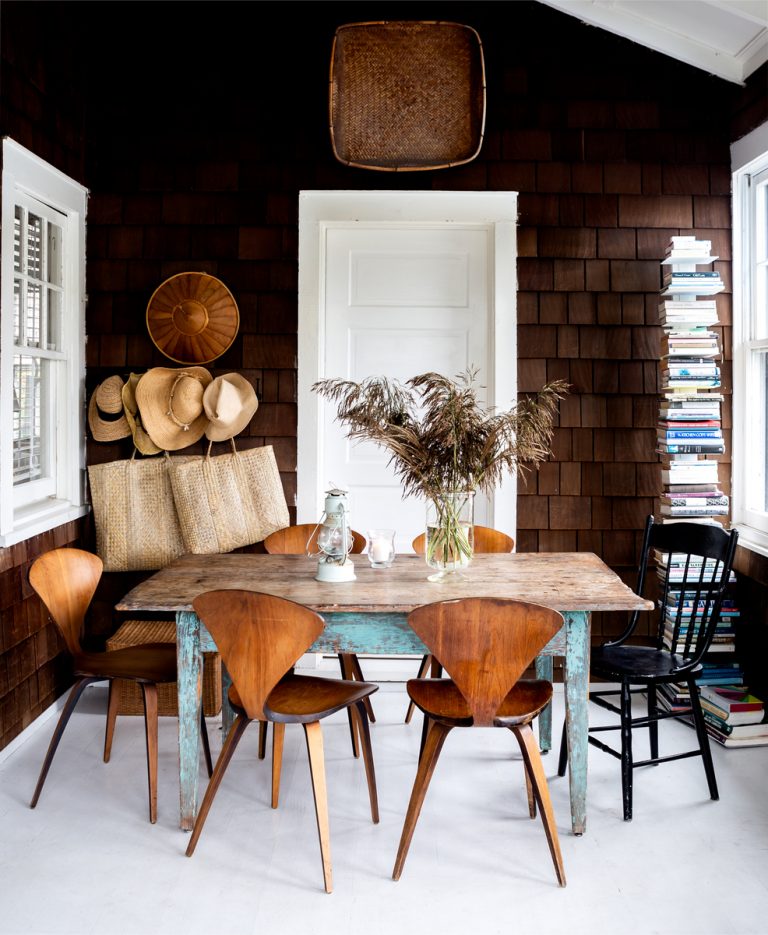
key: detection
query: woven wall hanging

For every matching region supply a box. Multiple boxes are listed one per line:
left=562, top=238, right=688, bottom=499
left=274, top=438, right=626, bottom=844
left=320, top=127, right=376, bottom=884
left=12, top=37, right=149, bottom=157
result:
left=146, top=272, right=240, bottom=365
left=329, top=20, right=486, bottom=172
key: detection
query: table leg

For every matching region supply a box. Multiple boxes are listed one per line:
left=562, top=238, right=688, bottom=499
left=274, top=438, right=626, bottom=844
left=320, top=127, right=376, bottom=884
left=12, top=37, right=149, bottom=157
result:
left=563, top=611, right=590, bottom=836
left=535, top=655, right=554, bottom=753
left=177, top=610, right=203, bottom=832
left=221, top=664, right=234, bottom=739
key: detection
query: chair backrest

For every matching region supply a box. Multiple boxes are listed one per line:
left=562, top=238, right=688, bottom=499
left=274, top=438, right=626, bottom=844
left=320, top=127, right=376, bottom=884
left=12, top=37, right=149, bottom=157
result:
left=263, top=523, right=366, bottom=555
left=636, top=515, right=739, bottom=663
left=407, top=597, right=563, bottom=727
left=192, top=590, right=324, bottom=720
left=28, top=548, right=103, bottom=656
left=411, top=525, right=514, bottom=555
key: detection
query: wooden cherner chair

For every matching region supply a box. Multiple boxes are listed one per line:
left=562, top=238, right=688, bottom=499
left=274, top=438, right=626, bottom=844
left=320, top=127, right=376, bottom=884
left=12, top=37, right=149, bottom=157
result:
left=263, top=523, right=375, bottom=758
left=557, top=515, right=739, bottom=821
left=392, top=596, right=566, bottom=886
left=186, top=589, right=379, bottom=894
left=407, top=525, right=514, bottom=724
left=28, top=547, right=212, bottom=823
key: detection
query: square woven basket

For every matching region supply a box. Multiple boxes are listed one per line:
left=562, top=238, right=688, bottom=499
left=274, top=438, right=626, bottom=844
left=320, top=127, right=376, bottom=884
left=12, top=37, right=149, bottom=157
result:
left=329, top=20, right=486, bottom=171
left=106, top=619, right=222, bottom=717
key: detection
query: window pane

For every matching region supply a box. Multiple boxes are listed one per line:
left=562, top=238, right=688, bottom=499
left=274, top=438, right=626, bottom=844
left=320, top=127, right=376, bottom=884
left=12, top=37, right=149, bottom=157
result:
left=26, top=212, right=43, bottom=279
left=13, top=355, right=46, bottom=486
left=13, top=278, right=22, bottom=344
left=47, top=220, right=62, bottom=287
left=755, top=175, right=768, bottom=340
left=47, top=288, right=61, bottom=351
left=13, top=205, right=22, bottom=273
left=25, top=282, right=42, bottom=347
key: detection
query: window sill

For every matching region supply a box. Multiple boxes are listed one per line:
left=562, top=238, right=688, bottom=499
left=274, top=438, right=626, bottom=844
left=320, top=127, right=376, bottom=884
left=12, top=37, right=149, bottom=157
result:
left=0, top=501, right=89, bottom=547
left=733, top=522, right=768, bottom=560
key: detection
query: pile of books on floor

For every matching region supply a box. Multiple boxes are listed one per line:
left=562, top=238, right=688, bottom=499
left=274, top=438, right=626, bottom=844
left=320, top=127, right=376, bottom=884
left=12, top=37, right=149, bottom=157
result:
left=661, top=596, right=740, bottom=655
left=657, top=235, right=726, bottom=527
left=699, top=684, right=768, bottom=748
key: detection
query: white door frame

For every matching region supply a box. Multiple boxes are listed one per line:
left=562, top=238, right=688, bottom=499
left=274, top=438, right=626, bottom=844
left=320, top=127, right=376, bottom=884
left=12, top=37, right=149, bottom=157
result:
left=297, top=190, right=519, bottom=540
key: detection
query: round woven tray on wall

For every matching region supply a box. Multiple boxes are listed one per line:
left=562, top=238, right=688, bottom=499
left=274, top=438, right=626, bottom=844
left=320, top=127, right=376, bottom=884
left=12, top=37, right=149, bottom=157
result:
left=146, top=272, right=240, bottom=365
left=329, top=20, right=486, bottom=172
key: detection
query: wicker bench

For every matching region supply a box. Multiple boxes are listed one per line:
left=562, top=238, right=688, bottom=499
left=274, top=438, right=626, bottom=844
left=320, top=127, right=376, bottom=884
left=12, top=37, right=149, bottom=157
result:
left=106, top=619, right=222, bottom=717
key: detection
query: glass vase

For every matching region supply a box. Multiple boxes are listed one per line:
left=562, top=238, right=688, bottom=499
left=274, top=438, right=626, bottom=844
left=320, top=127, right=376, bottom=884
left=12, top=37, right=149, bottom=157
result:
left=424, top=491, right=474, bottom=582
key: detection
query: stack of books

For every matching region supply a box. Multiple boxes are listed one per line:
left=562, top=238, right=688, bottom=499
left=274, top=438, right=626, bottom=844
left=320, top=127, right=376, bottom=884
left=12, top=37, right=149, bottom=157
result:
left=699, top=685, right=768, bottom=748
left=657, top=236, right=726, bottom=527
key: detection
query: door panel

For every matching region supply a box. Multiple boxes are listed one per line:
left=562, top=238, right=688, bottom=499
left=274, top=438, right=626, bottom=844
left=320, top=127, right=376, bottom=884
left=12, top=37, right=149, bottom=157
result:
left=323, top=225, right=489, bottom=552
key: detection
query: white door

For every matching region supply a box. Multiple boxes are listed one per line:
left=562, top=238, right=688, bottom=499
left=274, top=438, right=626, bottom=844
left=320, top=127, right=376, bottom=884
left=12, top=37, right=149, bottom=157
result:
left=298, top=191, right=519, bottom=554
left=323, top=224, right=490, bottom=553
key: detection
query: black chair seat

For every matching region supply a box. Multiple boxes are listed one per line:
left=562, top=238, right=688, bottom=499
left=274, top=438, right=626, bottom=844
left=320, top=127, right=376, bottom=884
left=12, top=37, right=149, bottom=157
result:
left=590, top=645, right=703, bottom=683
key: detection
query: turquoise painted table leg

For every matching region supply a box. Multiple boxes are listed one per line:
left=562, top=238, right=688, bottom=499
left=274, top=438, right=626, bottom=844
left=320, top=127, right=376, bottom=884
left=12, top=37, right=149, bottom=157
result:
left=564, top=611, right=591, bottom=835
left=535, top=655, right=554, bottom=753
left=177, top=610, right=203, bottom=832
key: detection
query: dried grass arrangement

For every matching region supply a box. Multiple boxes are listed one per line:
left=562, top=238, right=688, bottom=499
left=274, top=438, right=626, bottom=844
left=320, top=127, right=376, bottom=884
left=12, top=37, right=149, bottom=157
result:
left=313, top=369, right=569, bottom=576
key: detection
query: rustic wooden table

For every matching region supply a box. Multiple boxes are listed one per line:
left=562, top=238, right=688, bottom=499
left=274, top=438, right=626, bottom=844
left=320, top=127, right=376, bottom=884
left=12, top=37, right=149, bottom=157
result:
left=117, top=551, right=652, bottom=835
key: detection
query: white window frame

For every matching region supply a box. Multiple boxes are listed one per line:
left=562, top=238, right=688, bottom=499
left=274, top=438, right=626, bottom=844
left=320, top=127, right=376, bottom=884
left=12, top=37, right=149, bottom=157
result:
left=731, top=121, right=768, bottom=556
left=0, top=138, right=89, bottom=546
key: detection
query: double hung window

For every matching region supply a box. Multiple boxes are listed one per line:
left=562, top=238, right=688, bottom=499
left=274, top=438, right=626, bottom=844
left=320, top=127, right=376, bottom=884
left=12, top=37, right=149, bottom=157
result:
left=1, top=138, right=88, bottom=545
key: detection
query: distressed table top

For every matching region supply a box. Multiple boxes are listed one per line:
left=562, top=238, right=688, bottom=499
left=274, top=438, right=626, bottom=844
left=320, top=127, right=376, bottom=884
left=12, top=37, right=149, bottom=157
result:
left=116, top=552, right=653, bottom=615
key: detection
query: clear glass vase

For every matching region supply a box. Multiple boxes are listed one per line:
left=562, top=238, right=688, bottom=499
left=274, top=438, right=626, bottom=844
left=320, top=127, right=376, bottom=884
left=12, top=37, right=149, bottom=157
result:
left=424, top=491, right=474, bottom=582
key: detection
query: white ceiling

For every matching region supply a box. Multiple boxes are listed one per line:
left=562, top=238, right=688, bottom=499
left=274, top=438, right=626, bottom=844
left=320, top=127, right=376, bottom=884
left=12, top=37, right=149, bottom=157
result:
left=537, top=0, right=768, bottom=84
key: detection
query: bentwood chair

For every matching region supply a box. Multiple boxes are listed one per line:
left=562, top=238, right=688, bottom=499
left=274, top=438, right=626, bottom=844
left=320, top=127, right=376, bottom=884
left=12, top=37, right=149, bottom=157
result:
left=393, top=596, right=566, bottom=886
left=407, top=525, right=515, bottom=723
left=263, top=523, right=375, bottom=757
left=28, top=547, right=212, bottom=823
left=557, top=515, right=739, bottom=820
left=186, top=590, right=379, bottom=894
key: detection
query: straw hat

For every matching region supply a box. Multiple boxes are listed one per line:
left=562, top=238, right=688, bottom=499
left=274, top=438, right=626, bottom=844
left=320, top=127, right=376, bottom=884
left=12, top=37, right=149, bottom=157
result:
left=88, top=375, right=131, bottom=442
left=203, top=373, right=259, bottom=442
left=146, top=272, right=240, bottom=365
left=135, top=366, right=213, bottom=451
left=121, top=373, right=162, bottom=456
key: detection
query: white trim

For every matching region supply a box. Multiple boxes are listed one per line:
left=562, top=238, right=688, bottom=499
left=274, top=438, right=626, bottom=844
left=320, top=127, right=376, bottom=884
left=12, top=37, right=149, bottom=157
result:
left=1, top=137, right=88, bottom=544
left=0, top=689, right=68, bottom=766
left=297, top=190, right=518, bottom=537
left=731, top=120, right=768, bottom=173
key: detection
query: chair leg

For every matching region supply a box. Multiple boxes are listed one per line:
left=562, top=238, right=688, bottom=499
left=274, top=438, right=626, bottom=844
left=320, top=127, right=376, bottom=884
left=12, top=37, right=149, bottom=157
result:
left=338, top=653, right=360, bottom=759
left=405, top=654, right=432, bottom=724
left=620, top=680, right=634, bottom=821
left=557, top=720, right=568, bottom=777
left=392, top=720, right=452, bottom=881
left=200, top=708, right=213, bottom=778
left=688, top=678, right=719, bottom=801
left=512, top=723, right=566, bottom=887
left=418, top=713, right=431, bottom=761
left=141, top=683, right=159, bottom=824
left=271, top=721, right=285, bottom=808
left=258, top=721, right=268, bottom=760
left=31, top=677, right=96, bottom=809
left=350, top=654, right=376, bottom=722
left=354, top=700, right=379, bottom=823
left=303, top=720, right=333, bottom=894
left=103, top=678, right=120, bottom=763
left=523, top=757, right=537, bottom=819
left=647, top=684, right=659, bottom=762
left=186, top=715, right=249, bottom=857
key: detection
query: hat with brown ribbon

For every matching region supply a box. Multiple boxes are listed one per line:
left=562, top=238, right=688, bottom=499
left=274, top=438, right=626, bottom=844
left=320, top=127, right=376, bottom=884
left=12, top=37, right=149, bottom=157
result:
left=203, top=373, right=259, bottom=442
left=135, top=366, right=213, bottom=451
left=121, top=373, right=162, bottom=456
left=88, top=375, right=131, bottom=442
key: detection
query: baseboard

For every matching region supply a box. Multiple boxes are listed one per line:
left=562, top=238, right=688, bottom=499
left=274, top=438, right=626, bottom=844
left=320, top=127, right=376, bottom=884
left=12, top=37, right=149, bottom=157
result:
left=0, top=691, right=69, bottom=766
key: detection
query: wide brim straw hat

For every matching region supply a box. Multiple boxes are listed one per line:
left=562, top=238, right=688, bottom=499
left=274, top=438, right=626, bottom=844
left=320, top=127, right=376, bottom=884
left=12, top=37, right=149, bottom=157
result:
left=146, top=272, right=240, bottom=365
left=122, top=373, right=162, bottom=456
left=88, top=375, right=131, bottom=442
left=135, top=366, right=213, bottom=451
left=203, top=373, right=259, bottom=442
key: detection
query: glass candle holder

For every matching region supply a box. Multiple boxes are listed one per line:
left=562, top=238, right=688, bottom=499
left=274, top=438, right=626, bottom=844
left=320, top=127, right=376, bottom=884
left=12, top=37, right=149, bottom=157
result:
left=367, top=529, right=396, bottom=568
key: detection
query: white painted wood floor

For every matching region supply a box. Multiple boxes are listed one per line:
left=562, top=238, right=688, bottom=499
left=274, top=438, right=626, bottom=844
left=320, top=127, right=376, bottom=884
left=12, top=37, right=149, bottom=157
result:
left=1, top=682, right=767, bottom=935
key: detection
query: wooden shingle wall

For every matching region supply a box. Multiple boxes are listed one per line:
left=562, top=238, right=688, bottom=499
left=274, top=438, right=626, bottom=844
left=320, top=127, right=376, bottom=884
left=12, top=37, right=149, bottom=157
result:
left=1, top=2, right=766, bottom=747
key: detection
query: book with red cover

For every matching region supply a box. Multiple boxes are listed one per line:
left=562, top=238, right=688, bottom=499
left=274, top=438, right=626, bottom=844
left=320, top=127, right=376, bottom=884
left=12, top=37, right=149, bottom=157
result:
left=699, top=684, right=764, bottom=713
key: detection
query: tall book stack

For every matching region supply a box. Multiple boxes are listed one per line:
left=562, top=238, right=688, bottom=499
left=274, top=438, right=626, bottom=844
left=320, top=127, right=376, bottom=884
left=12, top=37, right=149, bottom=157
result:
left=658, top=236, right=726, bottom=526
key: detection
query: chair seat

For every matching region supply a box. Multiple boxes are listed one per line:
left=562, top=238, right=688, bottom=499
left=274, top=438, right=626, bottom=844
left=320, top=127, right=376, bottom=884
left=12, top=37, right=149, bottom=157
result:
left=407, top=677, right=553, bottom=726
left=590, top=644, right=702, bottom=683
left=229, top=673, right=378, bottom=723
left=74, top=643, right=178, bottom=683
